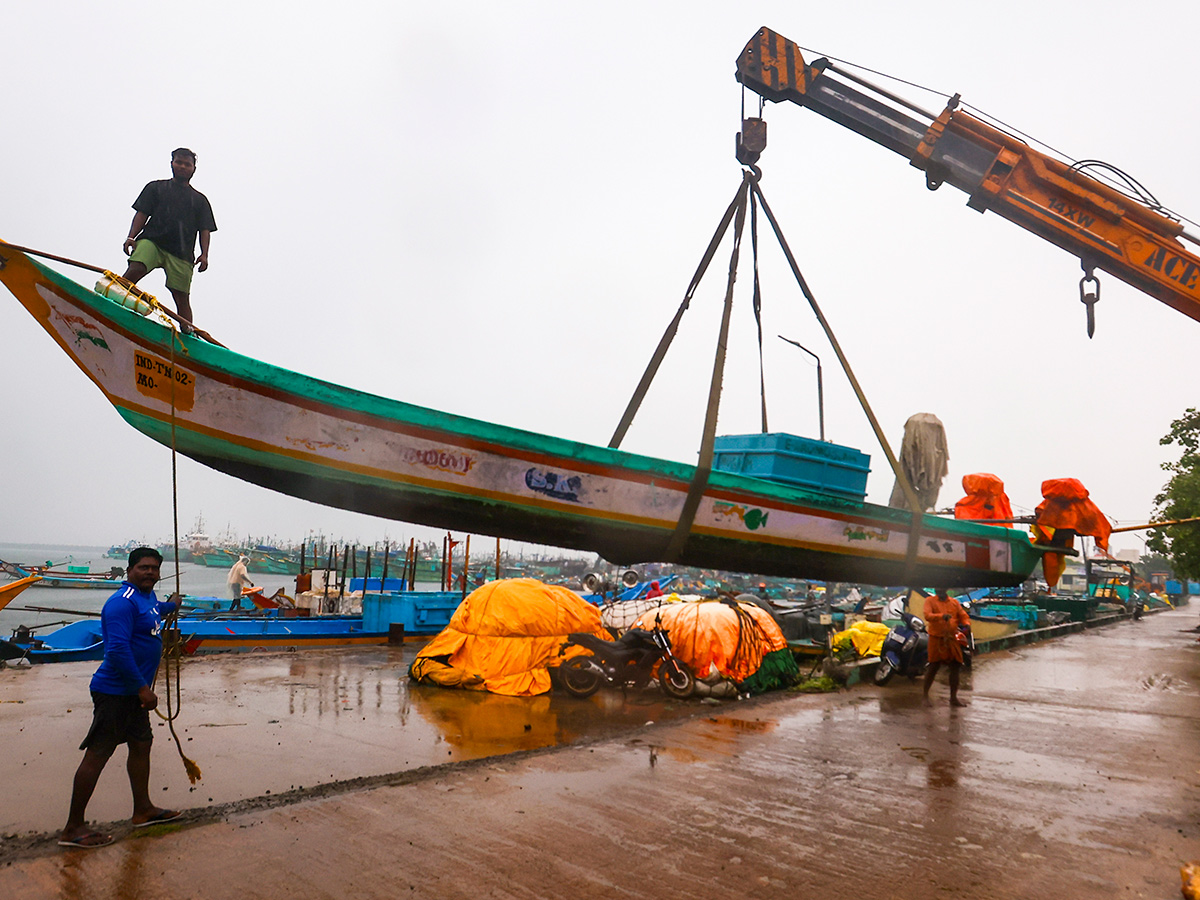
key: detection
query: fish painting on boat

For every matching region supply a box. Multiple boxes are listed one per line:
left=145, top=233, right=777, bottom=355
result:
left=0, top=244, right=1044, bottom=588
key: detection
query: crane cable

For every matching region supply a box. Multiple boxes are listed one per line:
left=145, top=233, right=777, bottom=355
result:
left=798, top=46, right=1198, bottom=231
left=150, top=326, right=202, bottom=784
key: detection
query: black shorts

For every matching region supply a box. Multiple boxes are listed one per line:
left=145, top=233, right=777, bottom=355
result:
left=79, top=691, right=153, bottom=754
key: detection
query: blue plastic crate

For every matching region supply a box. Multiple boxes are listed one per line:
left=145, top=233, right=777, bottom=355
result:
left=362, top=591, right=462, bottom=635
left=350, top=577, right=410, bottom=592
left=712, top=432, right=870, bottom=500
left=974, top=603, right=1040, bottom=630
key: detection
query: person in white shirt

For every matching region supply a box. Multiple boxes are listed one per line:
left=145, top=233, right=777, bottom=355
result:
left=226, top=556, right=253, bottom=610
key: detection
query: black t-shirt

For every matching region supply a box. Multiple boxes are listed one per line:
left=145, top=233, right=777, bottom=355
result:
left=132, top=179, right=217, bottom=262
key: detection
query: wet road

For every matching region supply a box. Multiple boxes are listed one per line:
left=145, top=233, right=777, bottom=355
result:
left=0, top=641, right=700, bottom=836
left=1, top=607, right=1197, bottom=899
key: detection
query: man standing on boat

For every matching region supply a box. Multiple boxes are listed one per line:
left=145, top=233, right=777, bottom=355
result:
left=59, top=547, right=182, bottom=849
left=227, top=555, right=254, bottom=610
left=121, top=148, right=217, bottom=333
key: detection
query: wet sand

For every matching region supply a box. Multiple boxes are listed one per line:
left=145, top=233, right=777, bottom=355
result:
left=1, top=608, right=1197, bottom=899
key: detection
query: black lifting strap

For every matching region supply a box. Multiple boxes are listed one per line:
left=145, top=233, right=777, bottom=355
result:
left=608, top=174, right=752, bottom=450
left=662, top=174, right=753, bottom=562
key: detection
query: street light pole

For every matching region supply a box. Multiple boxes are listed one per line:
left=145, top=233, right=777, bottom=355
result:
left=778, top=335, right=824, bottom=441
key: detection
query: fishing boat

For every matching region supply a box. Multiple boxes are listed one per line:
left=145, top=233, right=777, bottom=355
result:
left=0, top=619, right=104, bottom=664
left=902, top=588, right=1024, bottom=639
left=105, top=539, right=142, bottom=559
left=0, top=613, right=389, bottom=664
left=0, top=559, right=123, bottom=589
left=0, top=244, right=1043, bottom=588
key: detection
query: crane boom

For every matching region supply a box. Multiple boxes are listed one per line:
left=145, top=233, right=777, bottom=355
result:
left=735, top=27, right=1200, bottom=325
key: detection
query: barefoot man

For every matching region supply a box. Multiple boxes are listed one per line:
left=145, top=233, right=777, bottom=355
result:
left=121, top=147, right=216, bottom=333
left=59, top=547, right=182, bottom=848
left=922, top=587, right=970, bottom=708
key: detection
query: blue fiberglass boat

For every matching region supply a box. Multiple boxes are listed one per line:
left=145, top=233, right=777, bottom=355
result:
left=0, top=591, right=471, bottom=663
left=0, top=615, right=388, bottom=664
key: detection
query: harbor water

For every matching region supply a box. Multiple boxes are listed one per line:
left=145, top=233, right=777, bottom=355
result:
left=0, top=543, right=300, bottom=640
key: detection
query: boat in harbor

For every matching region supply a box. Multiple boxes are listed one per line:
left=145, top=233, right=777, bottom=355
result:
left=0, top=559, right=123, bottom=589
left=0, top=245, right=1044, bottom=588
left=105, top=539, right=142, bottom=559
left=0, top=612, right=390, bottom=664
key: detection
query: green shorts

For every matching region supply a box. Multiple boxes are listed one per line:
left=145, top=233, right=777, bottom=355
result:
left=129, top=239, right=194, bottom=293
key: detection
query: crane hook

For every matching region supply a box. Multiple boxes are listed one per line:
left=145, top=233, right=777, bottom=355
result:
left=1079, top=268, right=1100, bottom=339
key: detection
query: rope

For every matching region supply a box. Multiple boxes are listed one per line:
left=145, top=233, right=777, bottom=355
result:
left=152, top=326, right=202, bottom=784
left=0, top=241, right=226, bottom=347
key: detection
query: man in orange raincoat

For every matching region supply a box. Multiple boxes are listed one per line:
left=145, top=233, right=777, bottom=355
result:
left=922, top=588, right=970, bottom=707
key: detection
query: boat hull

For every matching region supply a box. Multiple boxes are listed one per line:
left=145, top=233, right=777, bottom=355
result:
left=0, top=246, right=1042, bottom=588
left=0, top=575, right=41, bottom=611
left=0, top=615, right=389, bottom=663
left=177, top=618, right=387, bottom=654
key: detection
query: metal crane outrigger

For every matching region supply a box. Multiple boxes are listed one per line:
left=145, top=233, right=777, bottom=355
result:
left=735, top=27, right=1200, bottom=336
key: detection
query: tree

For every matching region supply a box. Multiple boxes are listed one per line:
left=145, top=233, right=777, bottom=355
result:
left=1134, top=551, right=1174, bottom=583
left=1147, top=408, right=1200, bottom=578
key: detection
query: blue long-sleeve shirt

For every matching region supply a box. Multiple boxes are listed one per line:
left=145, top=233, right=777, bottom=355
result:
left=90, top=582, right=176, bottom=695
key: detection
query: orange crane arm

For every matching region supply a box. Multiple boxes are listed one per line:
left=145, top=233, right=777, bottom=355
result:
left=735, top=27, right=1200, bottom=326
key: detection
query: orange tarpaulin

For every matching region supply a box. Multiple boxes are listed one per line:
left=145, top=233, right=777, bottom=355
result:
left=1032, top=478, right=1112, bottom=588
left=954, top=473, right=1014, bottom=527
left=633, top=600, right=787, bottom=684
left=409, top=578, right=611, bottom=696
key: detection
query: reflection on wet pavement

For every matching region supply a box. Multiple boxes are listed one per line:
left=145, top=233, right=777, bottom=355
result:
left=2, top=608, right=1197, bottom=900
left=1, top=643, right=711, bottom=834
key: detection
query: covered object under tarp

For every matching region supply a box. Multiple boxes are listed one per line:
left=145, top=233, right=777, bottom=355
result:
left=632, top=600, right=797, bottom=693
left=409, top=578, right=611, bottom=696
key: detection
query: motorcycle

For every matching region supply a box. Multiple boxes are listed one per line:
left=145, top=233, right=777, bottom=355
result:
left=557, top=615, right=695, bottom=699
left=875, top=610, right=973, bottom=685
left=874, top=610, right=929, bottom=685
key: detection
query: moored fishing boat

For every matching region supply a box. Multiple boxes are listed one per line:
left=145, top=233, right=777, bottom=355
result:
left=0, top=612, right=390, bottom=664
left=0, top=559, right=123, bottom=589
left=0, top=245, right=1044, bottom=588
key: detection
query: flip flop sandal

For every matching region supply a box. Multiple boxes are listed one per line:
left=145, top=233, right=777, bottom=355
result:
left=132, top=809, right=183, bottom=829
left=58, top=831, right=114, bottom=849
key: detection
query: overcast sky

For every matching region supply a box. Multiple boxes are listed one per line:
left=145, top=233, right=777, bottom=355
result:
left=2, top=1, right=1196, bottom=562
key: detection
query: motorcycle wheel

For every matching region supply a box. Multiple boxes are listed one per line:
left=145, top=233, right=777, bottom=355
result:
left=560, top=657, right=602, bottom=698
left=874, top=659, right=895, bottom=685
left=657, top=658, right=695, bottom=699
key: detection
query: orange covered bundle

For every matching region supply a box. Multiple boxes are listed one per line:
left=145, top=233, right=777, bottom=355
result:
left=409, top=579, right=611, bottom=696
left=1035, top=478, right=1111, bottom=550
left=633, top=600, right=787, bottom=684
left=954, top=473, right=1014, bottom=527
left=1032, top=478, right=1112, bottom=588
